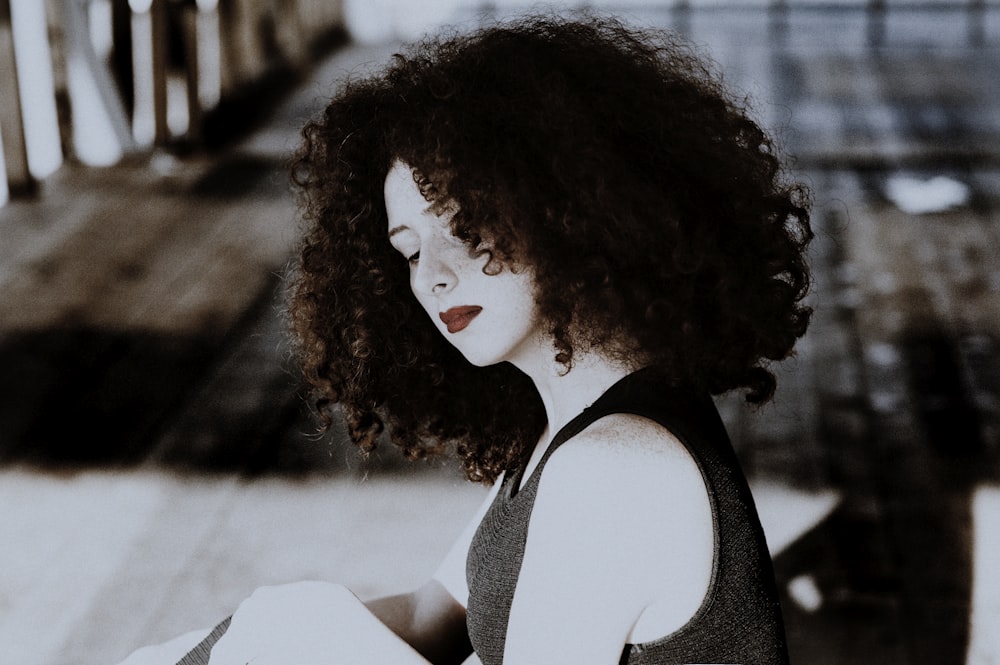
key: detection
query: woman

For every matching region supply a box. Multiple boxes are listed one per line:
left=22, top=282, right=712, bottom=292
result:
left=133, top=12, right=812, bottom=665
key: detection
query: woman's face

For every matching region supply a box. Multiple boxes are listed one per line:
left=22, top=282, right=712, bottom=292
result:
left=384, top=161, right=546, bottom=368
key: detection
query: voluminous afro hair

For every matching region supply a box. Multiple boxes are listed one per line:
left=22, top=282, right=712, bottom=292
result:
left=288, top=14, right=813, bottom=484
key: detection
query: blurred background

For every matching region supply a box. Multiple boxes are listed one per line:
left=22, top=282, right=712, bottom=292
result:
left=1, top=1, right=998, bottom=664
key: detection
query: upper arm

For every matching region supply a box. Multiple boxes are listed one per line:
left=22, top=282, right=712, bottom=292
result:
left=502, top=415, right=714, bottom=664
left=365, top=580, right=471, bottom=665
left=432, top=476, right=501, bottom=607
left=364, top=478, right=497, bottom=665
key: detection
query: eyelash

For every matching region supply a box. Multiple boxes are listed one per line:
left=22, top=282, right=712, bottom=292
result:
left=401, top=237, right=481, bottom=266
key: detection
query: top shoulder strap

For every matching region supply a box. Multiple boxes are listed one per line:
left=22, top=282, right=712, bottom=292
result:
left=509, top=367, right=722, bottom=495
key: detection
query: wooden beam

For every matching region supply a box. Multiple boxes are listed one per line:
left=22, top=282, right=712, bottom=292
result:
left=151, top=0, right=170, bottom=145
left=0, top=0, right=37, bottom=197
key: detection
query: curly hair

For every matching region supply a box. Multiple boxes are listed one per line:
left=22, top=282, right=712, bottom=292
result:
left=287, top=14, right=813, bottom=484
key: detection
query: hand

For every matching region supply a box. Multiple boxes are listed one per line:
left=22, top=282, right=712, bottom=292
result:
left=207, top=581, right=430, bottom=665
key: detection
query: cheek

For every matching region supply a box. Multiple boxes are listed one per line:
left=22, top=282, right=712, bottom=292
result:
left=496, top=274, right=541, bottom=325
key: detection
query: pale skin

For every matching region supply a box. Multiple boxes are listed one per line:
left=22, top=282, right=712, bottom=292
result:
left=162, top=160, right=716, bottom=665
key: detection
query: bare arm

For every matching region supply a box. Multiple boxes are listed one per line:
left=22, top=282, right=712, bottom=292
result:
left=503, top=415, right=714, bottom=664
left=365, top=477, right=500, bottom=665
left=365, top=581, right=472, bottom=665
left=199, top=476, right=497, bottom=665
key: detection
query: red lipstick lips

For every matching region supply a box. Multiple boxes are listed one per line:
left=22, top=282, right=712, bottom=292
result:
left=440, top=306, right=483, bottom=333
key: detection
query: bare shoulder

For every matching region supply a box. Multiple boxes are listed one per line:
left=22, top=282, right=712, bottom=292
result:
left=519, top=412, right=715, bottom=643
left=543, top=413, right=705, bottom=493
left=532, top=411, right=713, bottom=546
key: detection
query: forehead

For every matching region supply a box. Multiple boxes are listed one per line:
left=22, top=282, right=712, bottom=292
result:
left=385, top=161, right=455, bottom=239
left=384, top=162, right=425, bottom=219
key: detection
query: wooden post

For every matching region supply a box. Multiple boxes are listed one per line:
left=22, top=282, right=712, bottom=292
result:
left=180, top=1, right=201, bottom=143
left=969, top=0, right=985, bottom=47
left=769, top=0, right=790, bottom=43
left=276, top=0, right=307, bottom=70
left=673, top=0, right=691, bottom=37
left=111, top=0, right=134, bottom=117
left=0, top=0, right=37, bottom=196
left=150, top=0, right=170, bottom=145
left=45, top=0, right=75, bottom=160
left=51, top=0, right=137, bottom=163
left=217, top=0, right=236, bottom=97
left=867, top=0, right=887, bottom=48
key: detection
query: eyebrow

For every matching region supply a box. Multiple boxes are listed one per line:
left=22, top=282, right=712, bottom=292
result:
left=387, top=204, right=440, bottom=240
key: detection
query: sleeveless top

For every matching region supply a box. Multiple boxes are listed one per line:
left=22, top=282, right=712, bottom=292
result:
left=465, top=367, right=789, bottom=664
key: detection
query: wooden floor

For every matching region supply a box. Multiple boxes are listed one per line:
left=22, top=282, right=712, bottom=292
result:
left=1, top=6, right=999, bottom=665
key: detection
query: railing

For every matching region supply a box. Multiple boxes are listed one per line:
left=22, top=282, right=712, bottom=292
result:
left=690, top=0, right=993, bottom=47
left=1, top=0, right=344, bottom=204
left=2, top=0, right=996, bottom=205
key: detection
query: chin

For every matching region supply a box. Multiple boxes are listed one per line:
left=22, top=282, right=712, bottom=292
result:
left=450, top=340, right=511, bottom=368
left=446, top=326, right=540, bottom=370
left=457, top=350, right=503, bottom=368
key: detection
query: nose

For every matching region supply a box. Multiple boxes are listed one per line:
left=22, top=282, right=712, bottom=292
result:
left=411, top=245, right=457, bottom=297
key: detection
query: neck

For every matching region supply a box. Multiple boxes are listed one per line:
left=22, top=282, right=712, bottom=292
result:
left=511, top=342, right=639, bottom=449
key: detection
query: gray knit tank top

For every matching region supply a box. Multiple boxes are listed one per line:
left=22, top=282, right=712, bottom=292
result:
left=465, top=368, right=789, bottom=664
